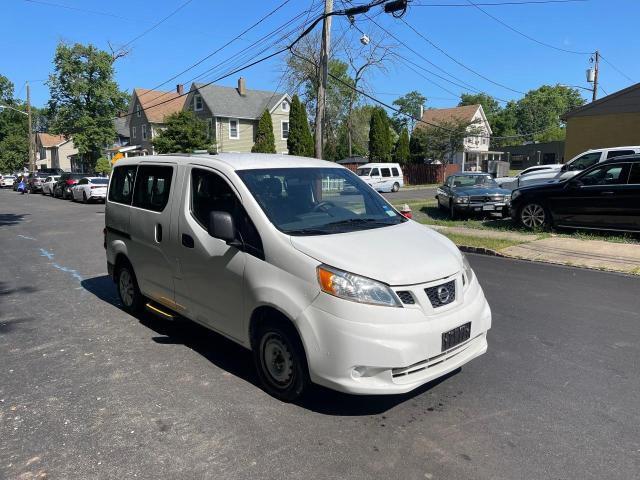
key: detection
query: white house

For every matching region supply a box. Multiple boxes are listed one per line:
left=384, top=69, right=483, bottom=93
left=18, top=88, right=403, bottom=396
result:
left=420, top=104, right=502, bottom=170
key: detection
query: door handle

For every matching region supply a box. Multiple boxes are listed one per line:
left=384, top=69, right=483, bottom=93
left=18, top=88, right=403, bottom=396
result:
left=600, top=191, right=615, bottom=195
left=181, top=233, right=194, bottom=248
left=156, top=223, right=163, bottom=242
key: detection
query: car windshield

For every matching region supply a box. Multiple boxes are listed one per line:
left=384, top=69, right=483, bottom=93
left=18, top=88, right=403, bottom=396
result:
left=356, top=168, right=371, bottom=176
left=238, top=167, right=407, bottom=236
left=90, top=178, right=109, bottom=184
left=451, top=174, right=498, bottom=188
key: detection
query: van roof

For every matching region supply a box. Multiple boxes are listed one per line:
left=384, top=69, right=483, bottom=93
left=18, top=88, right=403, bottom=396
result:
left=112, top=153, right=341, bottom=171
left=357, top=163, right=401, bottom=169
left=584, top=146, right=640, bottom=153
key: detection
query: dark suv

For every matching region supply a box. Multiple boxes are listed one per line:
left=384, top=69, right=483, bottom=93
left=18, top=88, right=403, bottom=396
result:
left=53, top=173, right=86, bottom=199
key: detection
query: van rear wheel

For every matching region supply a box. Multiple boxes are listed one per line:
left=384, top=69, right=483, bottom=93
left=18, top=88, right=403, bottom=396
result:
left=392, top=182, right=400, bottom=192
left=117, top=263, right=143, bottom=314
left=253, top=323, right=309, bottom=402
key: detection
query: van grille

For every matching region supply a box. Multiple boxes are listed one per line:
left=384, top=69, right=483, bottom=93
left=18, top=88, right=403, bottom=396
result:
left=425, top=280, right=456, bottom=308
left=396, top=291, right=415, bottom=305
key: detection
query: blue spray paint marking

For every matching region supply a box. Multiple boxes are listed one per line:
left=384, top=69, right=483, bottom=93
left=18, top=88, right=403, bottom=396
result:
left=39, top=248, right=55, bottom=260
left=18, top=235, right=36, bottom=240
left=39, top=248, right=83, bottom=283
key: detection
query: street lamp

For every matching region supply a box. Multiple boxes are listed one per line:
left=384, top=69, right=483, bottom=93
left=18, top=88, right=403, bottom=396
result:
left=0, top=104, right=29, bottom=116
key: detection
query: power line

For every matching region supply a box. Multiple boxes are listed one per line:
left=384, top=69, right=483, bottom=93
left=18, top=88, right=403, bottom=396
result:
left=23, top=0, right=137, bottom=22
left=412, top=0, right=588, bottom=6
left=464, top=0, right=592, bottom=55
left=400, top=17, right=525, bottom=94
left=599, top=54, right=636, bottom=84
left=119, top=0, right=195, bottom=50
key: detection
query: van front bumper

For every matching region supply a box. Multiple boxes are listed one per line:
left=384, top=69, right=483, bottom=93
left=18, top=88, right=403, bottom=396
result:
left=296, top=275, right=491, bottom=395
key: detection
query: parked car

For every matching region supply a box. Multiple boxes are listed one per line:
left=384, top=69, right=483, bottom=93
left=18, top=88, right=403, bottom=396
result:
left=510, top=155, right=640, bottom=232
left=105, top=154, right=491, bottom=401
left=53, top=173, right=85, bottom=199
left=27, top=173, right=47, bottom=193
left=38, top=167, right=65, bottom=176
left=436, top=172, right=511, bottom=219
left=356, top=163, right=404, bottom=192
left=72, top=177, right=109, bottom=203
left=0, top=174, right=16, bottom=188
left=42, top=175, right=60, bottom=195
left=511, top=146, right=640, bottom=189
left=495, top=164, right=564, bottom=190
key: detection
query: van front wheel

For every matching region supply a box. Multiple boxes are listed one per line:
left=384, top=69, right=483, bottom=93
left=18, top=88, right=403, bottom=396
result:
left=254, top=324, right=309, bottom=402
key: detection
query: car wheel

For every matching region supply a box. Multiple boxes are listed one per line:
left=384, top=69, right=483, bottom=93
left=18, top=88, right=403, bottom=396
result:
left=253, top=322, right=309, bottom=402
left=117, top=263, right=143, bottom=314
left=392, top=182, right=400, bottom=192
left=449, top=201, right=458, bottom=220
left=519, top=203, right=548, bottom=230
left=82, top=191, right=88, bottom=204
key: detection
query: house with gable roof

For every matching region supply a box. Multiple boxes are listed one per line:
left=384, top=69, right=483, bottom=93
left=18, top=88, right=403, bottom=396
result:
left=185, top=77, right=291, bottom=154
left=35, top=133, right=78, bottom=171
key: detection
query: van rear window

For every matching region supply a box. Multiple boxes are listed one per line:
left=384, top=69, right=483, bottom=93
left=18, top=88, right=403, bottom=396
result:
left=391, top=168, right=399, bottom=177
left=108, top=166, right=137, bottom=205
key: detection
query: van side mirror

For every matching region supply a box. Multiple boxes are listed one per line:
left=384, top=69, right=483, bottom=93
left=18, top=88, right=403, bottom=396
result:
left=208, top=211, right=241, bottom=247
left=560, top=164, right=568, bottom=172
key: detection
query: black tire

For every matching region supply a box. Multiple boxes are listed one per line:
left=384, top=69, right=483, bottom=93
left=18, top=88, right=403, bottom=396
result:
left=253, top=322, right=310, bottom=402
left=449, top=201, right=458, bottom=220
left=519, top=202, right=549, bottom=230
left=82, top=191, right=87, bottom=204
left=392, top=182, right=400, bottom=192
left=116, top=262, right=144, bottom=314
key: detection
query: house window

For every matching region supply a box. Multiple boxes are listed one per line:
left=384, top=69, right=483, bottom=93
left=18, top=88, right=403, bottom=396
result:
left=281, top=120, right=289, bottom=140
left=229, top=119, right=239, bottom=139
left=142, top=124, right=147, bottom=140
left=39, top=146, right=46, bottom=159
left=132, top=126, right=137, bottom=139
left=194, top=94, right=203, bottom=111
left=136, top=104, right=141, bottom=117
left=281, top=101, right=289, bottom=112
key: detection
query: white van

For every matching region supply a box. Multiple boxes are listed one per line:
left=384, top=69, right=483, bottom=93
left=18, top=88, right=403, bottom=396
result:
left=105, top=154, right=491, bottom=401
left=356, top=162, right=404, bottom=192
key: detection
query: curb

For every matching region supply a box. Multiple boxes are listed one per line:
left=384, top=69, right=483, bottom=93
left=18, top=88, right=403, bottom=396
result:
left=457, top=245, right=507, bottom=257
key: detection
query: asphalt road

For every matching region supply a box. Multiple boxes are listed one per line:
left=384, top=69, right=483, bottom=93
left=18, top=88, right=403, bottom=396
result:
left=1, top=188, right=639, bottom=480
left=381, top=185, right=437, bottom=203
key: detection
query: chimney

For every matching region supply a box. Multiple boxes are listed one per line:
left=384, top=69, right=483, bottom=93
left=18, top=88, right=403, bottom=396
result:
left=238, top=77, right=246, bottom=96
left=176, top=84, right=184, bottom=95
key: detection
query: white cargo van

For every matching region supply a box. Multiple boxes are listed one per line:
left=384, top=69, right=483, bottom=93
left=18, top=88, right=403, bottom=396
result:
left=356, top=162, right=404, bottom=192
left=105, top=154, right=491, bottom=401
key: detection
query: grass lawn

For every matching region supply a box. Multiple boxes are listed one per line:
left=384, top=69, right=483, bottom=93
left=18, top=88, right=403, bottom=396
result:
left=440, top=232, right=525, bottom=251
left=395, top=199, right=640, bottom=245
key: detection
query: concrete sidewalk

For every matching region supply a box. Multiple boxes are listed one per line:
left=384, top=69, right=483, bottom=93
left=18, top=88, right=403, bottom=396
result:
left=429, top=225, right=640, bottom=275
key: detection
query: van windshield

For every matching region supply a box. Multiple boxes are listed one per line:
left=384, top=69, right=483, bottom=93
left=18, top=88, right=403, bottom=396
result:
left=238, top=167, right=407, bottom=236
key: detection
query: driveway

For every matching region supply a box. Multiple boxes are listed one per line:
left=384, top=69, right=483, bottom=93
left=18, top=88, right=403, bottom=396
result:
left=1, top=189, right=639, bottom=479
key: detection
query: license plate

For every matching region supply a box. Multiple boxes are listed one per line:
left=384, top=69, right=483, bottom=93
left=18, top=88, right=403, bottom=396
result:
left=442, top=322, right=471, bottom=351
left=482, top=205, right=495, bottom=211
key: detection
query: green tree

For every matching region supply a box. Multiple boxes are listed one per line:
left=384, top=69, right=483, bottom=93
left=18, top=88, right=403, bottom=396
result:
left=394, top=128, right=410, bottom=163
left=287, top=95, right=313, bottom=157
left=392, top=90, right=427, bottom=133
left=458, top=93, right=501, bottom=119
left=47, top=42, right=128, bottom=169
left=0, top=133, right=28, bottom=172
left=94, top=157, right=112, bottom=175
left=368, top=107, right=392, bottom=162
left=0, top=74, right=28, bottom=172
left=252, top=110, right=276, bottom=153
left=152, top=111, right=209, bottom=153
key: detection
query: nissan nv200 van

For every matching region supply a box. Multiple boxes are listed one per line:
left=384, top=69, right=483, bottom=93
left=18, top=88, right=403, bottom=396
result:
left=105, top=154, right=491, bottom=401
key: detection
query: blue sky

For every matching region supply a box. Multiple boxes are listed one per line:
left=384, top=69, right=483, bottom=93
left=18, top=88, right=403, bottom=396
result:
left=1, top=0, right=637, bottom=109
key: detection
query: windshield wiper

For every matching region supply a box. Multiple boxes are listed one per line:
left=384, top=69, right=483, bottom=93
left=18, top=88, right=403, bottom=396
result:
left=284, top=227, right=333, bottom=236
left=324, top=218, right=397, bottom=228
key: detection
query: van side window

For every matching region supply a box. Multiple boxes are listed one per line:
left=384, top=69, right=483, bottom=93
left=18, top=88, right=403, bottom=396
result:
left=391, top=168, right=399, bottom=177
left=381, top=168, right=391, bottom=178
left=132, top=165, right=173, bottom=212
left=108, top=166, right=137, bottom=204
left=191, top=168, right=264, bottom=260
left=370, top=168, right=380, bottom=177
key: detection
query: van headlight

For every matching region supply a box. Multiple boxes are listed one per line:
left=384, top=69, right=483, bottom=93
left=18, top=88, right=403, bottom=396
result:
left=462, top=254, right=474, bottom=287
left=317, top=265, right=401, bottom=307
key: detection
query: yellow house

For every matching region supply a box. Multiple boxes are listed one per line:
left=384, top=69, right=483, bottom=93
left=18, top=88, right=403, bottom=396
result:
left=562, top=82, right=640, bottom=159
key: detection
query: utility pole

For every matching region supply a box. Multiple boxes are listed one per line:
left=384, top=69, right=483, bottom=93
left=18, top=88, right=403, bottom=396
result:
left=314, top=0, right=332, bottom=159
left=26, top=81, right=36, bottom=173
left=592, top=50, right=600, bottom=102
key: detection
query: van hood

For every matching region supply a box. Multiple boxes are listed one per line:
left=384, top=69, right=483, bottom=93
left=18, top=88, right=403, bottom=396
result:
left=290, top=221, right=461, bottom=286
